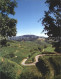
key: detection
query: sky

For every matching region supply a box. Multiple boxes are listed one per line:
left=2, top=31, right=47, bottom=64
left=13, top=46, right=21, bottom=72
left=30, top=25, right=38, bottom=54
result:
left=9, top=0, right=48, bottom=37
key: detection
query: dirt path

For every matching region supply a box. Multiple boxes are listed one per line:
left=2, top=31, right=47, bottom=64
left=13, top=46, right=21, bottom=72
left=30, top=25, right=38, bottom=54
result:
left=21, top=53, right=60, bottom=79
left=21, top=54, right=45, bottom=66
left=21, top=53, right=61, bottom=66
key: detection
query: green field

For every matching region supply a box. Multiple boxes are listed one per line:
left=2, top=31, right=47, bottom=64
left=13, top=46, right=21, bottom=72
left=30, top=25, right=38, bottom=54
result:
left=0, top=40, right=61, bottom=79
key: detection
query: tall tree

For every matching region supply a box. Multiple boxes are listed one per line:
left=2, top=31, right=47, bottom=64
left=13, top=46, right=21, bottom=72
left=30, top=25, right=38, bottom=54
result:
left=0, top=0, right=17, bottom=45
left=42, top=0, right=61, bottom=53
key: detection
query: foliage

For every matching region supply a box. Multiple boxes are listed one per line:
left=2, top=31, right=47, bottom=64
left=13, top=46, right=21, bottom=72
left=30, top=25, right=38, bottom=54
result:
left=42, top=0, right=61, bottom=37
left=19, top=66, right=44, bottom=79
left=0, top=40, right=54, bottom=64
left=20, top=72, right=38, bottom=79
left=0, top=0, right=17, bottom=46
left=36, top=58, right=49, bottom=76
left=52, top=41, right=61, bottom=53
left=42, top=0, right=61, bottom=53
left=0, top=40, right=60, bottom=79
left=0, top=39, right=7, bottom=46
left=0, top=57, right=22, bottom=79
left=36, top=55, right=61, bottom=79
left=48, top=56, right=61, bottom=79
left=49, top=56, right=61, bottom=76
left=44, top=46, right=55, bottom=53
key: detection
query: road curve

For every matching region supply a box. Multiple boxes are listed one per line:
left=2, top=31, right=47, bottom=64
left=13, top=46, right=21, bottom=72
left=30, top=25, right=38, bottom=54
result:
left=21, top=54, right=45, bottom=66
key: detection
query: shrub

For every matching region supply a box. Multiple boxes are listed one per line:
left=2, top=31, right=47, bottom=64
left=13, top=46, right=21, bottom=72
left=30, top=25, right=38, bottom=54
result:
left=54, top=75, right=61, bottom=79
left=44, top=45, right=47, bottom=48
left=36, top=58, right=49, bottom=76
left=1, top=39, right=7, bottom=46
left=0, top=57, right=22, bottom=79
left=4, top=53, right=15, bottom=58
left=19, top=72, right=44, bottom=79
left=38, top=47, right=42, bottom=52
left=49, top=57, right=61, bottom=75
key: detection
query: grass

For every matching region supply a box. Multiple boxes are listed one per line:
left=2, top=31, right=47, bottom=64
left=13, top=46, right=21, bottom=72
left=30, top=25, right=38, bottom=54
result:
left=44, top=46, right=55, bottom=53
left=0, top=57, right=22, bottom=79
left=0, top=40, right=49, bottom=64
left=38, top=55, right=61, bottom=79
left=22, top=66, right=42, bottom=77
left=26, top=51, right=41, bottom=64
left=0, top=40, right=60, bottom=79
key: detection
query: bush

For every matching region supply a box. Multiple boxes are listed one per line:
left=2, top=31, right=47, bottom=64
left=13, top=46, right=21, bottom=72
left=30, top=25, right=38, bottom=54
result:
left=36, top=58, right=49, bottom=76
left=0, top=57, right=22, bottom=79
left=19, top=72, right=44, bottom=79
left=49, top=57, right=61, bottom=75
left=42, top=51, right=55, bottom=54
left=0, top=71, right=11, bottom=79
left=52, top=42, right=61, bottom=53
left=7, top=43, right=10, bottom=46
left=44, top=45, right=47, bottom=48
left=54, top=75, right=61, bottom=79
left=38, top=47, right=42, bottom=52
left=4, top=53, right=15, bottom=58
left=1, top=39, right=7, bottom=46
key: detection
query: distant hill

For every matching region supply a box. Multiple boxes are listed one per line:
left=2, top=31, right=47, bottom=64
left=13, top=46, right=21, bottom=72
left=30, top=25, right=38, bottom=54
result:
left=8, top=35, right=46, bottom=41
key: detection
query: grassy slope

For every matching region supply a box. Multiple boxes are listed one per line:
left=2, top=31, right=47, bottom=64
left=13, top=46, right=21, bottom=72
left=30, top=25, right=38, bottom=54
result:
left=44, top=46, right=55, bottom=53
left=0, top=40, right=47, bottom=79
left=0, top=57, right=22, bottom=79
left=39, top=55, right=61, bottom=79
left=0, top=41, right=43, bottom=64
left=0, top=40, right=60, bottom=79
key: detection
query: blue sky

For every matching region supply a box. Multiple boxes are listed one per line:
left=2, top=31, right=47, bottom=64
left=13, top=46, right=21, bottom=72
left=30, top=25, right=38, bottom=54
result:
left=9, top=0, right=48, bottom=37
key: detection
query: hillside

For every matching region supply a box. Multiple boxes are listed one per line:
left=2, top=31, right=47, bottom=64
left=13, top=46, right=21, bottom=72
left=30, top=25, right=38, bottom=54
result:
left=0, top=40, right=61, bottom=79
left=8, top=35, right=45, bottom=41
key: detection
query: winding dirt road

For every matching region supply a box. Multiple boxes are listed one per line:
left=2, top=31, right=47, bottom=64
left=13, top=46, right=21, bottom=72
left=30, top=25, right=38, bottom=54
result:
left=21, top=53, right=60, bottom=79
left=21, top=54, right=45, bottom=66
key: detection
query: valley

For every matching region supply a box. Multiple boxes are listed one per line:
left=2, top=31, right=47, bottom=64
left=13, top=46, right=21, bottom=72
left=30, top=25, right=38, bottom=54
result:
left=0, top=39, right=61, bottom=79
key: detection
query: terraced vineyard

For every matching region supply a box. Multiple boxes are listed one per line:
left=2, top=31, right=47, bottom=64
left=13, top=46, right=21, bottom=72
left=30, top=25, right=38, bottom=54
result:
left=0, top=40, right=61, bottom=79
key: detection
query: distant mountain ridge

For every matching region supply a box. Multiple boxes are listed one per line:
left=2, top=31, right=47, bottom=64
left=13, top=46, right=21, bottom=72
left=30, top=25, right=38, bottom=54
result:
left=8, top=35, right=45, bottom=41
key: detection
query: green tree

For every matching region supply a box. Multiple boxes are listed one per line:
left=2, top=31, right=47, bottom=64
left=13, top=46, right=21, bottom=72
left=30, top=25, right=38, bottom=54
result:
left=42, top=0, right=61, bottom=53
left=0, top=0, right=17, bottom=46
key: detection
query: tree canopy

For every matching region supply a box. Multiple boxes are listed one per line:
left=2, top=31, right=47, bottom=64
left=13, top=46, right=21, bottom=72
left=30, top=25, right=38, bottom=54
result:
left=0, top=0, right=17, bottom=38
left=42, top=0, right=61, bottom=38
left=42, top=0, right=61, bottom=53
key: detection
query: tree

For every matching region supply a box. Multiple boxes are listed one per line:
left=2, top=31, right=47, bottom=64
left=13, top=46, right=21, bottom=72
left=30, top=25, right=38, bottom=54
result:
left=42, top=0, right=61, bottom=53
left=0, top=0, right=17, bottom=46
